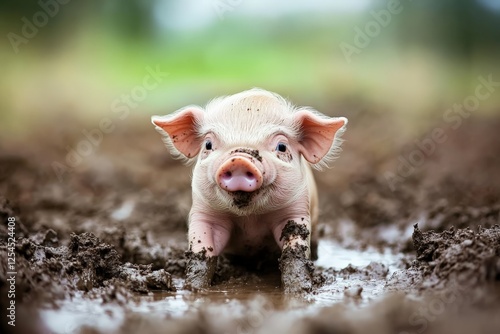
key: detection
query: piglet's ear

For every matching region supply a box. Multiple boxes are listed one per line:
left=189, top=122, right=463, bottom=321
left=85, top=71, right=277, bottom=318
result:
left=151, top=107, right=204, bottom=159
left=294, top=110, right=347, bottom=165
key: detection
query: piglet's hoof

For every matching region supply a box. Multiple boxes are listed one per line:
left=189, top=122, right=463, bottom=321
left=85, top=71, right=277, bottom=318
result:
left=184, top=251, right=217, bottom=291
left=279, top=246, right=314, bottom=294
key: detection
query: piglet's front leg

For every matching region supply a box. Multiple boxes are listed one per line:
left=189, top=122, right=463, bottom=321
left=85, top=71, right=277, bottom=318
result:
left=275, top=219, right=314, bottom=294
left=184, top=249, right=217, bottom=291
left=183, top=216, right=231, bottom=290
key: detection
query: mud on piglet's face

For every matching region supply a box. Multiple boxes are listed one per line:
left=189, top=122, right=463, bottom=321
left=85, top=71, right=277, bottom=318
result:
left=192, top=127, right=303, bottom=214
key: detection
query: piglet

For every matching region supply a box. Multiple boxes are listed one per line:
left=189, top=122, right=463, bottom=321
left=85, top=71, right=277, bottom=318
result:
left=152, top=89, right=347, bottom=293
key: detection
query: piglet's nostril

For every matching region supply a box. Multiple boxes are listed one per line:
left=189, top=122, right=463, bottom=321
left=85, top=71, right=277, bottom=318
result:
left=246, top=172, right=254, bottom=178
left=224, top=171, right=232, bottom=178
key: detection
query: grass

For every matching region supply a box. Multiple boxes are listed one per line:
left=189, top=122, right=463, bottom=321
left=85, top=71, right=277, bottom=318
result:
left=1, top=17, right=499, bottom=135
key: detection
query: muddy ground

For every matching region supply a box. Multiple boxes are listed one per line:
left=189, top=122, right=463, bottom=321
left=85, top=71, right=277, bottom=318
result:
left=0, top=111, right=499, bottom=334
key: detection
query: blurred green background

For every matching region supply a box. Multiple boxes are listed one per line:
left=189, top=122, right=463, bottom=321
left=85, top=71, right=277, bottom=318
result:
left=1, top=0, right=499, bottom=136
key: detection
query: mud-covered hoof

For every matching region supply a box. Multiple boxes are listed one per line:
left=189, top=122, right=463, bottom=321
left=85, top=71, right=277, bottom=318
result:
left=184, top=251, right=217, bottom=291
left=279, top=245, right=314, bottom=294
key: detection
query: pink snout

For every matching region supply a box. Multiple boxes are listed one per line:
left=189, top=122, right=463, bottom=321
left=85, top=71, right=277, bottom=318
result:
left=216, top=157, right=263, bottom=192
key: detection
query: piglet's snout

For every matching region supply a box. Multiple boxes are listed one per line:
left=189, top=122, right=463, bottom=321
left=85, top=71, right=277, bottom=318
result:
left=216, top=157, right=263, bottom=192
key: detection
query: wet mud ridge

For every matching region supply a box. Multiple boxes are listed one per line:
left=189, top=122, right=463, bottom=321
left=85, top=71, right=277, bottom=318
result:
left=0, top=223, right=174, bottom=301
left=387, top=224, right=500, bottom=294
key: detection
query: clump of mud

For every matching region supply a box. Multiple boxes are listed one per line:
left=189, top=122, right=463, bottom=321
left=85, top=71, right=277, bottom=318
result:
left=231, top=190, right=259, bottom=208
left=230, top=148, right=262, bottom=162
left=97, top=226, right=187, bottom=274
left=413, top=224, right=500, bottom=288
left=280, top=219, right=310, bottom=243
left=0, top=229, right=174, bottom=306
left=388, top=224, right=500, bottom=304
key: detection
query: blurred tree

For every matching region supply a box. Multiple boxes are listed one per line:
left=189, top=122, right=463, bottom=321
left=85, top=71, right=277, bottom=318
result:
left=0, top=0, right=164, bottom=41
left=101, top=0, right=160, bottom=39
left=372, top=0, right=500, bottom=60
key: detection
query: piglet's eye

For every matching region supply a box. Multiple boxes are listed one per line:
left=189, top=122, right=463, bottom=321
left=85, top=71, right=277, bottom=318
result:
left=205, top=140, right=213, bottom=150
left=276, top=142, right=287, bottom=152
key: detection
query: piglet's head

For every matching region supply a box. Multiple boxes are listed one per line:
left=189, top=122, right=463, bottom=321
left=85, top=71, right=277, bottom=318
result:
left=152, top=89, right=347, bottom=215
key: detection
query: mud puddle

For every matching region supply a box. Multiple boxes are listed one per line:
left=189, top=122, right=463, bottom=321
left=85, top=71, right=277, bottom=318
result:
left=39, top=238, right=404, bottom=334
